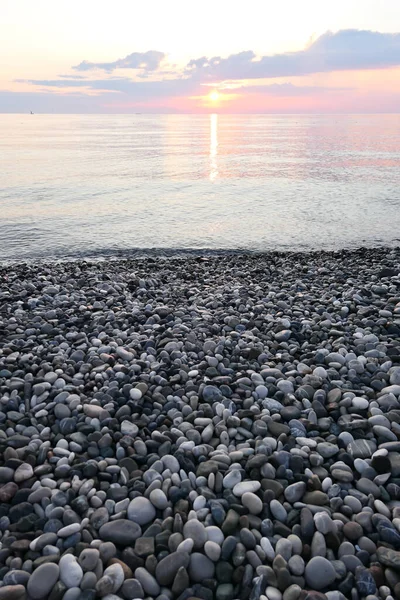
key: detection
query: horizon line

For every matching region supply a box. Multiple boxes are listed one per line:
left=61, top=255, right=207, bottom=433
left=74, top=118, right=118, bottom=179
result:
left=1, top=111, right=400, bottom=116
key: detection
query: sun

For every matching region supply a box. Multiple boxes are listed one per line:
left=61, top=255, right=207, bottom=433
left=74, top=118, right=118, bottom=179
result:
left=209, top=91, right=220, bottom=102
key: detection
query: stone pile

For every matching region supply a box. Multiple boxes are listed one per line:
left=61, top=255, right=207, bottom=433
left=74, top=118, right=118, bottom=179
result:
left=0, top=247, right=399, bottom=600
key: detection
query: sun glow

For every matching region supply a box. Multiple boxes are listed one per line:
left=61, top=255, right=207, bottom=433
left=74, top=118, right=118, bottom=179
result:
left=209, top=91, right=220, bottom=102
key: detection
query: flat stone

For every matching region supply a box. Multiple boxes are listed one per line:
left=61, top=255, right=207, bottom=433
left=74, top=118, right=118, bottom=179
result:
left=232, top=481, right=261, bottom=497
left=347, top=440, right=376, bottom=459
left=99, top=520, right=142, bottom=545
left=376, top=547, right=400, bottom=570
left=317, top=443, right=339, bottom=459
left=27, top=563, right=60, bottom=599
left=155, top=551, right=190, bottom=586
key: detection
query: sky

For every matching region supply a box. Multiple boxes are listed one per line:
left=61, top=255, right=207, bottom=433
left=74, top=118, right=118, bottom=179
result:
left=1, top=0, right=400, bottom=113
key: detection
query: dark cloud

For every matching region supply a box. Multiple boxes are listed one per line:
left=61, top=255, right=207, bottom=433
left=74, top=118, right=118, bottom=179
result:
left=185, top=30, right=400, bottom=80
left=73, top=50, right=165, bottom=73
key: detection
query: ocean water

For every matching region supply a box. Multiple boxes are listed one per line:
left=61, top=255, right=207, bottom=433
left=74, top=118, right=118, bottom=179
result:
left=1, top=113, right=400, bottom=262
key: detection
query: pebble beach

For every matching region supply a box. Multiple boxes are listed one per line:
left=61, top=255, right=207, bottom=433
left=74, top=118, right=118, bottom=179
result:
left=1, top=247, right=400, bottom=600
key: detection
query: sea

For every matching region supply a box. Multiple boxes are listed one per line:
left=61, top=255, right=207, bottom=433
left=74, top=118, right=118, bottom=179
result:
left=1, top=113, right=399, bottom=262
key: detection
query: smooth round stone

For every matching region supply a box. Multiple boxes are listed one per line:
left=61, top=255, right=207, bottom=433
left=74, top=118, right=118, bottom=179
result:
left=284, top=482, right=306, bottom=504
left=162, top=455, right=180, bottom=473
left=223, top=470, right=242, bottom=489
left=101, top=564, right=125, bottom=594
left=129, top=388, right=143, bottom=401
left=205, top=540, right=221, bottom=561
left=62, top=589, right=80, bottom=600
left=189, top=553, right=215, bottom=582
left=352, top=398, right=369, bottom=410
left=183, top=519, right=207, bottom=549
left=374, top=499, right=391, bottom=518
left=177, top=539, right=194, bottom=553
left=305, top=556, right=336, bottom=590
left=206, top=526, right=224, bottom=545
left=27, top=563, right=60, bottom=599
left=288, top=555, right=305, bottom=576
left=58, top=523, right=81, bottom=537
left=266, top=587, right=283, bottom=600
left=283, top=584, right=302, bottom=600
left=0, top=467, right=15, bottom=483
left=275, top=538, right=292, bottom=562
left=314, top=512, right=334, bottom=534
left=121, top=579, right=144, bottom=600
left=193, top=495, right=207, bottom=511
left=216, top=584, right=235, bottom=600
left=343, top=522, right=363, bottom=541
left=120, top=420, right=139, bottom=437
left=14, top=463, right=34, bottom=482
left=149, top=489, right=169, bottom=510
left=233, top=481, right=261, bottom=497
left=134, top=567, right=160, bottom=596
left=3, top=571, right=30, bottom=586
left=79, top=548, right=100, bottom=571
left=242, top=492, right=263, bottom=514
left=202, top=385, right=223, bottom=403
left=347, top=440, right=376, bottom=459
left=59, top=554, right=83, bottom=588
left=256, top=385, right=269, bottom=399
left=277, top=379, right=294, bottom=393
left=317, top=443, right=339, bottom=458
left=127, top=497, right=156, bottom=525
left=0, top=586, right=26, bottom=600
left=270, top=500, right=287, bottom=522
left=314, top=367, right=328, bottom=378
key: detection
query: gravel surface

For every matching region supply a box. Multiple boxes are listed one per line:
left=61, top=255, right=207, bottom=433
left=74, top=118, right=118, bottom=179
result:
left=0, top=247, right=400, bottom=600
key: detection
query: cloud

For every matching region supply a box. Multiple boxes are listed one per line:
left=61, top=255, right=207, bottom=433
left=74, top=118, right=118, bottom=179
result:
left=9, top=29, right=400, bottom=112
left=73, top=50, right=165, bottom=73
left=15, top=76, right=200, bottom=99
left=185, top=30, right=400, bottom=81
left=237, top=82, right=351, bottom=96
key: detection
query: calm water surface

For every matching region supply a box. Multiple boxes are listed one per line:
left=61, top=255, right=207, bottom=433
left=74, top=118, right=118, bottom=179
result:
left=1, top=114, right=400, bottom=261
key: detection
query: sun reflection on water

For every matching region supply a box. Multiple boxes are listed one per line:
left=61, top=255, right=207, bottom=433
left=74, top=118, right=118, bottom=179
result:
left=210, top=113, right=218, bottom=182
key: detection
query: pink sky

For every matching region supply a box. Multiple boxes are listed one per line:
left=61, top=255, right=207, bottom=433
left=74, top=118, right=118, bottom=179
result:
left=1, top=1, right=400, bottom=113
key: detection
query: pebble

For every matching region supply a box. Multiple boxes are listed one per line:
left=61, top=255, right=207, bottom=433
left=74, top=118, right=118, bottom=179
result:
left=27, top=563, right=60, bottom=599
left=59, top=554, right=83, bottom=588
left=242, top=491, right=263, bottom=514
left=305, top=556, right=337, bottom=589
left=127, top=497, right=156, bottom=525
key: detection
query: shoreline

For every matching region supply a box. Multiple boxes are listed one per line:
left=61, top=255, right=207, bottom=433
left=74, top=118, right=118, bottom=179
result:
left=2, top=243, right=400, bottom=268
left=0, top=246, right=400, bottom=599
